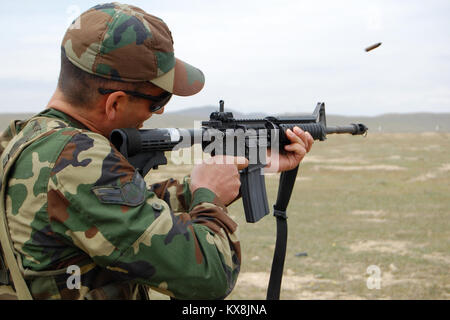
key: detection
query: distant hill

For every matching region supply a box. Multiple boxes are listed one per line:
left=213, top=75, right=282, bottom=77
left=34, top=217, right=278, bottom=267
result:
left=1, top=108, right=449, bottom=133
left=143, top=105, right=268, bottom=129
left=321, top=113, right=450, bottom=133
left=164, top=105, right=267, bottom=119
left=145, top=107, right=450, bottom=133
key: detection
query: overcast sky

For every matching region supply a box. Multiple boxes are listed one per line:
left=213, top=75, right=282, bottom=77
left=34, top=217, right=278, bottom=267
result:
left=0, top=0, right=449, bottom=116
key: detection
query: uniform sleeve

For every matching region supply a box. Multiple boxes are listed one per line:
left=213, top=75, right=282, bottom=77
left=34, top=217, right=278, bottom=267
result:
left=148, top=176, right=192, bottom=213
left=0, top=128, right=9, bottom=157
left=0, top=121, right=18, bottom=157
left=46, top=131, right=241, bottom=299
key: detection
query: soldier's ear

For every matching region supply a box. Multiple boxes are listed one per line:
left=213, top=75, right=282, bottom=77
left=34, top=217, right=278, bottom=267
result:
left=105, top=91, right=127, bottom=121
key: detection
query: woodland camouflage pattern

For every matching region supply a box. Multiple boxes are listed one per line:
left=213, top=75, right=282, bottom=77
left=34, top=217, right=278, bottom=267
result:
left=63, top=2, right=205, bottom=96
left=0, top=109, right=241, bottom=299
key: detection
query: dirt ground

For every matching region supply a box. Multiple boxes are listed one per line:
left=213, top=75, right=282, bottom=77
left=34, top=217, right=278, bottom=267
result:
left=148, top=133, right=450, bottom=300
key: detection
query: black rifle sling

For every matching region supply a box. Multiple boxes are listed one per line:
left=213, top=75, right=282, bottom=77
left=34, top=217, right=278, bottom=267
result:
left=266, top=165, right=299, bottom=300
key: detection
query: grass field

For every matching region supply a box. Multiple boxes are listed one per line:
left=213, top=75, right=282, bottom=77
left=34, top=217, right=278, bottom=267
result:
left=3, top=114, right=447, bottom=299
left=148, top=132, right=449, bottom=300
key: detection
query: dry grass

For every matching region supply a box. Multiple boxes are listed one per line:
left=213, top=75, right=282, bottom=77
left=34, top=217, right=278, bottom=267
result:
left=225, top=133, right=450, bottom=299
left=149, top=132, right=450, bottom=300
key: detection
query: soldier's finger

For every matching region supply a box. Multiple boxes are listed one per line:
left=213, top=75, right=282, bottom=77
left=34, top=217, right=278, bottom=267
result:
left=209, top=155, right=249, bottom=169
left=303, top=131, right=314, bottom=152
left=286, top=129, right=306, bottom=149
left=293, top=126, right=311, bottom=151
left=284, top=143, right=307, bottom=158
left=235, top=157, right=249, bottom=170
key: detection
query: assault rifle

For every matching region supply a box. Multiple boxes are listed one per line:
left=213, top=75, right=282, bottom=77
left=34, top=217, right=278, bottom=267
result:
left=110, top=101, right=367, bottom=223
left=110, top=101, right=368, bottom=300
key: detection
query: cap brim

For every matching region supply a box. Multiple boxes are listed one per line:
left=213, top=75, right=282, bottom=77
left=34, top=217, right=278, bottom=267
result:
left=149, top=58, right=205, bottom=96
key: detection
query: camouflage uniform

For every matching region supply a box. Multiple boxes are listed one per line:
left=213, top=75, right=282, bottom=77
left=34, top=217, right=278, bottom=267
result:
left=0, top=108, right=241, bottom=300
left=0, top=3, right=241, bottom=300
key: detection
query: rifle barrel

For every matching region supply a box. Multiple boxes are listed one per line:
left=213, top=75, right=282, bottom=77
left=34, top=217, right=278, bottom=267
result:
left=326, top=123, right=368, bottom=136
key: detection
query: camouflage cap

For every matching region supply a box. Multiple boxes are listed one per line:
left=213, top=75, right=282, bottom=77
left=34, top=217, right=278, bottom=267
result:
left=62, top=2, right=205, bottom=96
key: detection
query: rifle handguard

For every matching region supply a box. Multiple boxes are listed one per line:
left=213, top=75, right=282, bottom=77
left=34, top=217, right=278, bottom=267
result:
left=280, top=123, right=327, bottom=141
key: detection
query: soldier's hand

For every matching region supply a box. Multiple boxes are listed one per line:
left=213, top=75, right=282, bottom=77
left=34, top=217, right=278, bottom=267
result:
left=190, top=155, right=249, bottom=205
left=266, top=126, right=314, bottom=173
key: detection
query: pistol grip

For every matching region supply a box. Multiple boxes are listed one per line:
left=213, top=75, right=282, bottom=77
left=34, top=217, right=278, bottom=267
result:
left=240, top=164, right=270, bottom=223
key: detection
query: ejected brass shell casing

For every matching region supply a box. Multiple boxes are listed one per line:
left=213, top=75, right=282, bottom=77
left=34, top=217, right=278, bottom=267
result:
left=365, top=42, right=382, bottom=52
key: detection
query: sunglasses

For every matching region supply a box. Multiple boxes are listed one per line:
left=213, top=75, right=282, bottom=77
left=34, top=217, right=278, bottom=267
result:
left=98, top=88, right=172, bottom=113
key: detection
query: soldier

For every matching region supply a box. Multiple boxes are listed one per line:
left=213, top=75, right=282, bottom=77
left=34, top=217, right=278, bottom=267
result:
left=0, top=2, right=313, bottom=299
